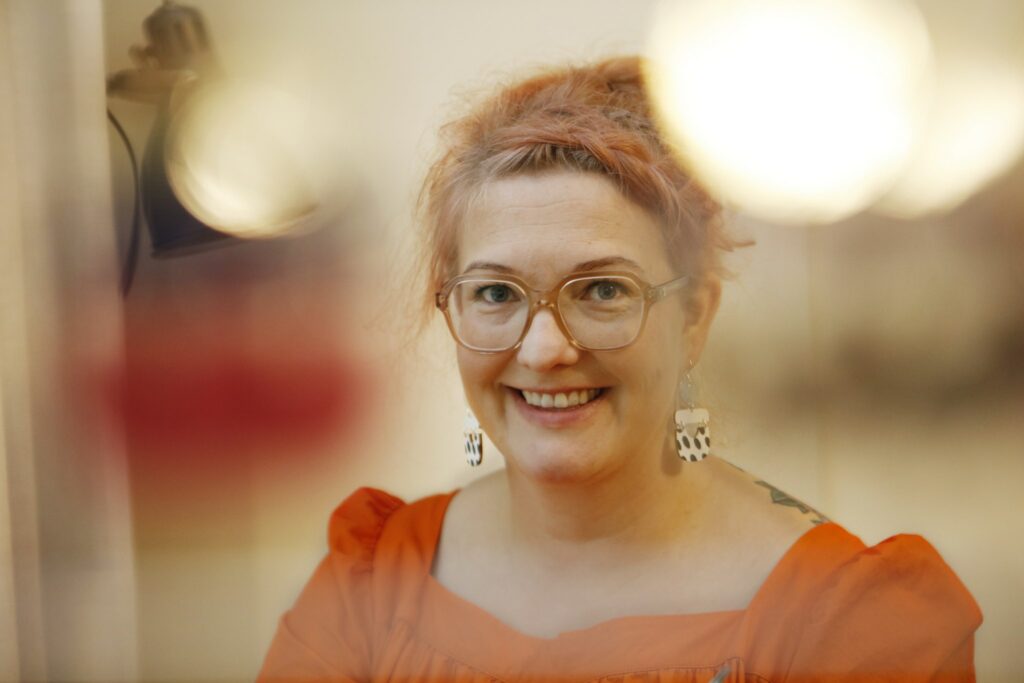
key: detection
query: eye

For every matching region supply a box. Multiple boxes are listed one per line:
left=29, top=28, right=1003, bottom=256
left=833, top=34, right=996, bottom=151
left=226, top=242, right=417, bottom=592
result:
left=475, top=283, right=518, bottom=304
left=585, top=280, right=626, bottom=301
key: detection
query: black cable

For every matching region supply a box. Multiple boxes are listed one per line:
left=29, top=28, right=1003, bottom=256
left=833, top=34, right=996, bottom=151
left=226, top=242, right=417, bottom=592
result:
left=106, top=108, right=142, bottom=297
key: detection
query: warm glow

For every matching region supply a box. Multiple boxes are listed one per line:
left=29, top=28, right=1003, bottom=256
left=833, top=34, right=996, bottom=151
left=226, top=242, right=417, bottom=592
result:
left=876, top=0, right=1024, bottom=217
left=645, top=0, right=932, bottom=224
left=164, top=80, right=321, bottom=238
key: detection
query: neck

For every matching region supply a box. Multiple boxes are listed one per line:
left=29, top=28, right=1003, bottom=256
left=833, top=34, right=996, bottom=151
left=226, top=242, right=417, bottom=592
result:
left=498, top=441, right=715, bottom=567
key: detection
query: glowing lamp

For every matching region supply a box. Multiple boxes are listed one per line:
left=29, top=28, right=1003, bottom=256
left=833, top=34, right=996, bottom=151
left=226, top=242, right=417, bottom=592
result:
left=645, top=0, right=933, bottom=224
left=163, top=80, right=319, bottom=240
left=108, top=1, right=320, bottom=261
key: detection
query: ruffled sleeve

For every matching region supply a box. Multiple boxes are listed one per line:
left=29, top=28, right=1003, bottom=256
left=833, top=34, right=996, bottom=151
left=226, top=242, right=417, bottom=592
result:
left=783, top=533, right=983, bottom=683
left=257, top=487, right=405, bottom=683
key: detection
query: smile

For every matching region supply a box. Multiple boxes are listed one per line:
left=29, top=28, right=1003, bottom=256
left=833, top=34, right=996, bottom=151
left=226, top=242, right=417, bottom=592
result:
left=513, top=387, right=605, bottom=410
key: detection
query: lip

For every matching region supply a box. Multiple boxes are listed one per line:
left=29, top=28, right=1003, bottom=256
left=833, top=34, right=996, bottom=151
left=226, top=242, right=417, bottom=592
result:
left=506, top=385, right=606, bottom=428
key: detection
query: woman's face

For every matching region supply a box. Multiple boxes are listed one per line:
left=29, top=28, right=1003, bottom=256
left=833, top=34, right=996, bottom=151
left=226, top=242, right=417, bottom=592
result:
left=454, top=170, right=715, bottom=484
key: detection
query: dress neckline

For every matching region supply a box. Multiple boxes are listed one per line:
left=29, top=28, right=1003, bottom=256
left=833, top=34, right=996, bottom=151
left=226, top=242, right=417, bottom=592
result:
left=413, top=489, right=848, bottom=665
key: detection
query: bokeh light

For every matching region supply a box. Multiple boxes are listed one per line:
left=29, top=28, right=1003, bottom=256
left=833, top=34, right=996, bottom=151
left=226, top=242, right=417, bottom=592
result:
left=876, top=0, right=1024, bottom=218
left=164, top=79, right=324, bottom=238
left=645, top=0, right=932, bottom=224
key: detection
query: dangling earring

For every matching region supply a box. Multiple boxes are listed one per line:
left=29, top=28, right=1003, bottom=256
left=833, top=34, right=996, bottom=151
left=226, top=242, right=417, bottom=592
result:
left=463, top=408, right=483, bottom=466
left=675, top=407, right=711, bottom=462
left=675, top=365, right=711, bottom=462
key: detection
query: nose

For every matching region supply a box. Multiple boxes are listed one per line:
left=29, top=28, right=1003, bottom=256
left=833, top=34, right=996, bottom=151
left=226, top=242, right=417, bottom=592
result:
left=515, top=306, right=580, bottom=371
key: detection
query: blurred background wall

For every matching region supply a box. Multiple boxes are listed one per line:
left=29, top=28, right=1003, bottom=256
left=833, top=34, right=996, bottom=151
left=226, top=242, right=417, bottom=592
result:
left=1, top=0, right=1018, bottom=681
left=2, top=2, right=137, bottom=681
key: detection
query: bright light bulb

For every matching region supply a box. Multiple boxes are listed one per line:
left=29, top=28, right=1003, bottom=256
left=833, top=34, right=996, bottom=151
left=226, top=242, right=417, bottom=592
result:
left=645, top=0, right=933, bottom=224
left=164, top=80, right=322, bottom=238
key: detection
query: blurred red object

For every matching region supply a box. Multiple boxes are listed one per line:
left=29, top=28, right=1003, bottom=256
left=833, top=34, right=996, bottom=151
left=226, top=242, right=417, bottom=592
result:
left=105, top=349, right=367, bottom=456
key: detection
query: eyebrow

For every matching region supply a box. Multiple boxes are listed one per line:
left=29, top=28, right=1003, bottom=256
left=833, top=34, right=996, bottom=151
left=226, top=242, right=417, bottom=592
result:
left=461, top=256, right=646, bottom=275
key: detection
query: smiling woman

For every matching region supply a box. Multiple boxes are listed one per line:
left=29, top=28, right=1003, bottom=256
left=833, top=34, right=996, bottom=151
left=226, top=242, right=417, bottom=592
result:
left=446, top=171, right=710, bottom=485
left=257, top=56, right=982, bottom=683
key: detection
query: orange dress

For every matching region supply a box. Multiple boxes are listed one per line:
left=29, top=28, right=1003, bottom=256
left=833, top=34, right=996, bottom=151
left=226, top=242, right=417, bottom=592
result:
left=257, top=488, right=982, bottom=682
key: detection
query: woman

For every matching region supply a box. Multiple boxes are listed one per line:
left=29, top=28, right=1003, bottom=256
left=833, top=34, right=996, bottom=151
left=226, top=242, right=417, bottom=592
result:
left=258, top=57, right=981, bottom=682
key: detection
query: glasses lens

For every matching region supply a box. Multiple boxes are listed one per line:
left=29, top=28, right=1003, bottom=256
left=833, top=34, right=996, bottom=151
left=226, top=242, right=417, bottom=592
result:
left=558, top=276, right=645, bottom=349
left=447, top=279, right=529, bottom=351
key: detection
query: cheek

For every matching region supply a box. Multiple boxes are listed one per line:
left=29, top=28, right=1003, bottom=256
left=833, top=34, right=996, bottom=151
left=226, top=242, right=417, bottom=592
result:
left=456, top=349, right=484, bottom=386
left=456, top=348, right=507, bottom=392
left=626, top=317, right=686, bottom=398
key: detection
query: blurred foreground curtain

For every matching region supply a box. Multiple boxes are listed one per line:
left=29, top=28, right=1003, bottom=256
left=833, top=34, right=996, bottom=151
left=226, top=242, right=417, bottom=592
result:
left=0, top=1, right=137, bottom=681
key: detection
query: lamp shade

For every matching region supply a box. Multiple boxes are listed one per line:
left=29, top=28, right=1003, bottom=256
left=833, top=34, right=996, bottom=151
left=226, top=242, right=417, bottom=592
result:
left=142, top=108, right=234, bottom=257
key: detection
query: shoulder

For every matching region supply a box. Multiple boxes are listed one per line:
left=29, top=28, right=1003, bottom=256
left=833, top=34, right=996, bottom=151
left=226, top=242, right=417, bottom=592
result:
left=327, top=486, right=457, bottom=565
left=708, top=459, right=980, bottom=624
left=706, top=458, right=826, bottom=572
left=748, top=522, right=983, bottom=681
left=326, top=487, right=406, bottom=563
left=258, top=488, right=407, bottom=681
left=679, top=459, right=824, bottom=612
left=709, top=457, right=829, bottom=531
left=801, top=528, right=982, bottom=680
left=808, top=528, right=983, bottom=630
left=711, top=456, right=984, bottom=634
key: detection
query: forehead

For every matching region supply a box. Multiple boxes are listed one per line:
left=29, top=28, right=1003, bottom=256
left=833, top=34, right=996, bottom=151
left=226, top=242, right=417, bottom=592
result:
left=458, top=171, right=673, bottom=281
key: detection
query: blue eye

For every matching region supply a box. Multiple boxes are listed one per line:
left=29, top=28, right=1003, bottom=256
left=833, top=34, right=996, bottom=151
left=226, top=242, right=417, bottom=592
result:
left=476, top=284, right=517, bottom=304
left=587, top=280, right=624, bottom=301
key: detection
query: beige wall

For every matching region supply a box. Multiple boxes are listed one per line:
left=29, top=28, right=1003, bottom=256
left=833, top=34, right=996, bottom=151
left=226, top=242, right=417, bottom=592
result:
left=100, top=1, right=1023, bottom=681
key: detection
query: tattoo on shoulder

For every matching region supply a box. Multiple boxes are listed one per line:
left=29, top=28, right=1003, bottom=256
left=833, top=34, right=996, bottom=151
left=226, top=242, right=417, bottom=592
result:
left=753, top=480, right=830, bottom=525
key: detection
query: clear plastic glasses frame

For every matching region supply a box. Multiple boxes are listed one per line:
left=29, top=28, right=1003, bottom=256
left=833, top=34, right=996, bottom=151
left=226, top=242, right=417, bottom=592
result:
left=434, top=271, right=690, bottom=353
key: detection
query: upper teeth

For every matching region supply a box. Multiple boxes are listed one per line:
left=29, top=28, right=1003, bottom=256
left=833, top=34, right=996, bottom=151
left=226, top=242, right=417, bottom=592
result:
left=522, top=389, right=600, bottom=408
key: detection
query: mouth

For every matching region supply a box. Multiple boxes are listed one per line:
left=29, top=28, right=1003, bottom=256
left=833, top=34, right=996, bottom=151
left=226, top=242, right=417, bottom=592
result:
left=508, top=386, right=607, bottom=410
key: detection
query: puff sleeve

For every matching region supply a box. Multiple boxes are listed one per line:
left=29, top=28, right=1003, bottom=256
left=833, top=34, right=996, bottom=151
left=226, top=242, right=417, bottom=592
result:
left=256, top=488, right=405, bottom=683
left=782, top=533, right=983, bottom=683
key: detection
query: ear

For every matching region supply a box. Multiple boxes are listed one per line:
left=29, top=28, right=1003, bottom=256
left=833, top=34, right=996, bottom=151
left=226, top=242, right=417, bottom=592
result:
left=682, top=275, right=722, bottom=366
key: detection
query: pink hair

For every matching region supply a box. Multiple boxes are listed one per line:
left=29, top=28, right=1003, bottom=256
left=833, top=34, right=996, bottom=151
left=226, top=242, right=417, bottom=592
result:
left=419, top=56, right=743, bottom=318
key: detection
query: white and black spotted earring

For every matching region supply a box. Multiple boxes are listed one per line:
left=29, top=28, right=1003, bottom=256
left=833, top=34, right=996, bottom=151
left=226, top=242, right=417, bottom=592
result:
left=675, top=365, right=711, bottom=462
left=463, top=409, right=483, bottom=466
left=675, top=408, right=711, bottom=462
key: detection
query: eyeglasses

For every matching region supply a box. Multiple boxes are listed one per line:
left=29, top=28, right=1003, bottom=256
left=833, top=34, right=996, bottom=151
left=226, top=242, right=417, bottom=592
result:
left=435, top=271, right=689, bottom=353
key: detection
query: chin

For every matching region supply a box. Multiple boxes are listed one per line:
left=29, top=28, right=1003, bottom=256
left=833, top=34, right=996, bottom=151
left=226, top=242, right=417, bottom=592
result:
left=505, top=441, right=615, bottom=486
